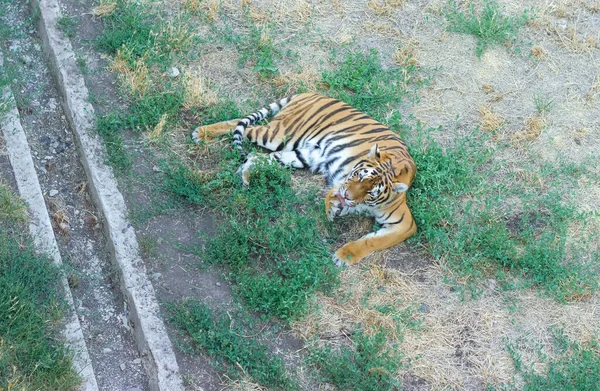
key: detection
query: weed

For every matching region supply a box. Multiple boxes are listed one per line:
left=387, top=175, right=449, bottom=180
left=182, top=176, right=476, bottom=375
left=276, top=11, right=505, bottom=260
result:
left=508, top=330, right=600, bottom=390
left=407, top=130, right=599, bottom=300
left=167, top=299, right=297, bottom=390
left=96, top=112, right=131, bottom=170
left=309, top=329, right=404, bottom=391
left=533, top=92, right=554, bottom=115
left=0, top=218, right=79, bottom=389
left=445, top=0, right=532, bottom=57
left=138, top=235, right=158, bottom=258
left=76, top=56, right=88, bottom=74
left=0, top=181, right=27, bottom=223
left=321, top=50, right=418, bottom=123
left=56, top=15, right=77, bottom=39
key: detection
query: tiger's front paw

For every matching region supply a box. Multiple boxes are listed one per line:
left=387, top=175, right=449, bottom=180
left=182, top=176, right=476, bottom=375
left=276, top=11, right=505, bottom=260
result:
left=332, top=243, right=365, bottom=267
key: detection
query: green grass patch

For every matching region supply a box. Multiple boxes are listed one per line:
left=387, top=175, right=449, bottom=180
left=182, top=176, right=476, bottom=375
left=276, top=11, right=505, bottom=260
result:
left=56, top=15, right=77, bottom=39
left=309, top=330, right=404, bottom=391
left=162, top=153, right=339, bottom=320
left=0, top=187, right=79, bottom=389
left=508, top=329, right=600, bottom=390
left=407, top=131, right=599, bottom=300
left=167, top=299, right=297, bottom=390
left=445, top=0, right=532, bottom=57
left=321, top=49, right=418, bottom=123
left=0, top=180, right=27, bottom=223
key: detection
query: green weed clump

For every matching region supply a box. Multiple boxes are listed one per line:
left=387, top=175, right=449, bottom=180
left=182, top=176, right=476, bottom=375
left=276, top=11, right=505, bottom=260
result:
left=407, top=132, right=599, bottom=300
left=508, top=330, right=600, bottom=390
left=445, top=0, right=532, bottom=57
left=0, top=227, right=79, bottom=390
left=0, top=181, right=27, bottom=223
left=310, top=330, right=404, bottom=391
left=169, top=154, right=340, bottom=320
left=321, top=50, right=416, bottom=123
left=167, top=299, right=297, bottom=390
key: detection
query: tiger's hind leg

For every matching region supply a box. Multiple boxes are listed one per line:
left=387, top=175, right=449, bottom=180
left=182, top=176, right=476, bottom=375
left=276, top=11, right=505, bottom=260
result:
left=191, top=120, right=241, bottom=143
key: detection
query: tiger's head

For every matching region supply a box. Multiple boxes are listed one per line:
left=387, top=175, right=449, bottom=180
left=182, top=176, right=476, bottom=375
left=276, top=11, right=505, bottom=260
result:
left=334, top=144, right=409, bottom=209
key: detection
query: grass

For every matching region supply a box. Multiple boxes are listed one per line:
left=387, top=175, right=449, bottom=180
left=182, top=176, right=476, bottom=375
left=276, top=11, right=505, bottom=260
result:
left=167, top=299, right=297, bottom=390
left=508, top=329, right=600, bottom=390
left=407, top=131, right=599, bottom=300
left=162, top=152, right=340, bottom=320
left=533, top=91, right=554, bottom=115
left=321, top=49, right=420, bottom=123
left=56, top=15, right=77, bottom=39
left=0, top=184, right=79, bottom=390
left=445, top=0, right=532, bottom=57
left=0, top=180, right=27, bottom=223
left=309, top=330, right=404, bottom=391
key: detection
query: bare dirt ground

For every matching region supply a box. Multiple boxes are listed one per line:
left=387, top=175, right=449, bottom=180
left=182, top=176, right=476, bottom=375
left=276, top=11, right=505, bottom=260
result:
left=49, top=0, right=599, bottom=389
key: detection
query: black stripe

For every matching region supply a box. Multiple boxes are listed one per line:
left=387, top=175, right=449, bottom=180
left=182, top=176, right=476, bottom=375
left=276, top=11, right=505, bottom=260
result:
left=294, top=150, right=308, bottom=167
left=385, top=211, right=405, bottom=225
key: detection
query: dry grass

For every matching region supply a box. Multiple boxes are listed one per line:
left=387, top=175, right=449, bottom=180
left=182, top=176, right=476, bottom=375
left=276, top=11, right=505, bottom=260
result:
left=182, top=71, right=220, bottom=110
left=92, top=0, right=117, bottom=17
left=393, top=41, right=419, bottom=67
left=479, top=106, right=504, bottom=132
left=530, top=45, right=546, bottom=59
left=295, top=260, right=599, bottom=389
left=511, top=116, right=546, bottom=145
left=273, top=66, right=321, bottom=94
left=109, top=49, right=151, bottom=96
left=147, top=113, right=169, bottom=142
left=368, top=0, right=405, bottom=16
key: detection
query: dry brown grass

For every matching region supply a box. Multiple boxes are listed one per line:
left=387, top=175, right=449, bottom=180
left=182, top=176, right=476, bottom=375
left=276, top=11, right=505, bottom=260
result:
left=368, top=0, right=405, bottom=16
left=147, top=113, right=169, bottom=142
left=273, top=66, right=321, bottom=95
left=393, top=41, right=419, bottom=67
left=182, top=72, right=220, bottom=110
left=511, top=116, right=546, bottom=144
left=479, top=106, right=504, bottom=132
left=530, top=45, right=546, bottom=59
left=92, top=0, right=117, bottom=17
left=109, top=49, right=151, bottom=96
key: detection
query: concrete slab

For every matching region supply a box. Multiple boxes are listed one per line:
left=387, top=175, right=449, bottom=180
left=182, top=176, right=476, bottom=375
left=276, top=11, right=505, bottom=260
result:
left=30, top=1, right=184, bottom=390
left=0, top=52, right=99, bottom=391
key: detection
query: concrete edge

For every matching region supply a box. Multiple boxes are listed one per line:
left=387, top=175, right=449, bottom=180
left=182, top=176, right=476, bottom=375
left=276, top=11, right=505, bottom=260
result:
left=0, top=53, right=99, bottom=391
left=31, top=1, right=184, bottom=390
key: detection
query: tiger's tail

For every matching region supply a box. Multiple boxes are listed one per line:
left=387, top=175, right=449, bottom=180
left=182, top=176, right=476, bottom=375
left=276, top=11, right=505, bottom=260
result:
left=233, top=96, right=294, bottom=159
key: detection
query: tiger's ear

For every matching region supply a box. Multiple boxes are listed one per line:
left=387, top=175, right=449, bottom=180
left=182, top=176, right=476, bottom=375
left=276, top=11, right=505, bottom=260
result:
left=368, top=144, right=381, bottom=159
left=392, top=182, right=409, bottom=193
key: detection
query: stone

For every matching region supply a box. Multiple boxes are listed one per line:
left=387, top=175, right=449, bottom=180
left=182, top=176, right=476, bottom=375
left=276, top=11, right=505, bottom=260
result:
left=21, top=55, right=32, bottom=65
left=166, top=67, right=180, bottom=78
left=151, top=273, right=162, bottom=280
left=133, top=358, right=142, bottom=364
left=120, top=363, right=126, bottom=371
left=102, top=348, right=112, bottom=354
left=49, top=189, right=59, bottom=197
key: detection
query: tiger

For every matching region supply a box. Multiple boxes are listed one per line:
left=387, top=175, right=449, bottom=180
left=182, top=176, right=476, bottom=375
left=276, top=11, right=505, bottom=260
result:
left=192, top=93, right=417, bottom=266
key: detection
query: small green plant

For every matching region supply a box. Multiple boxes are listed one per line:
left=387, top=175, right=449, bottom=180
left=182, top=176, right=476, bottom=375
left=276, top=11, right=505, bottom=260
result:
left=167, top=299, right=297, bottom=390
left=508, top=330, right=600, bottom=390
left=76, top=56, right=88, bottom=74
left=56, top=15, right=77, bottom=39
left=533, top=92, right=554, bottom=114
left=0, top=181, right=27, bottom=223
left=310, top=330, right=404, bottom=391
left=445, top=0, right=532, bottom=57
